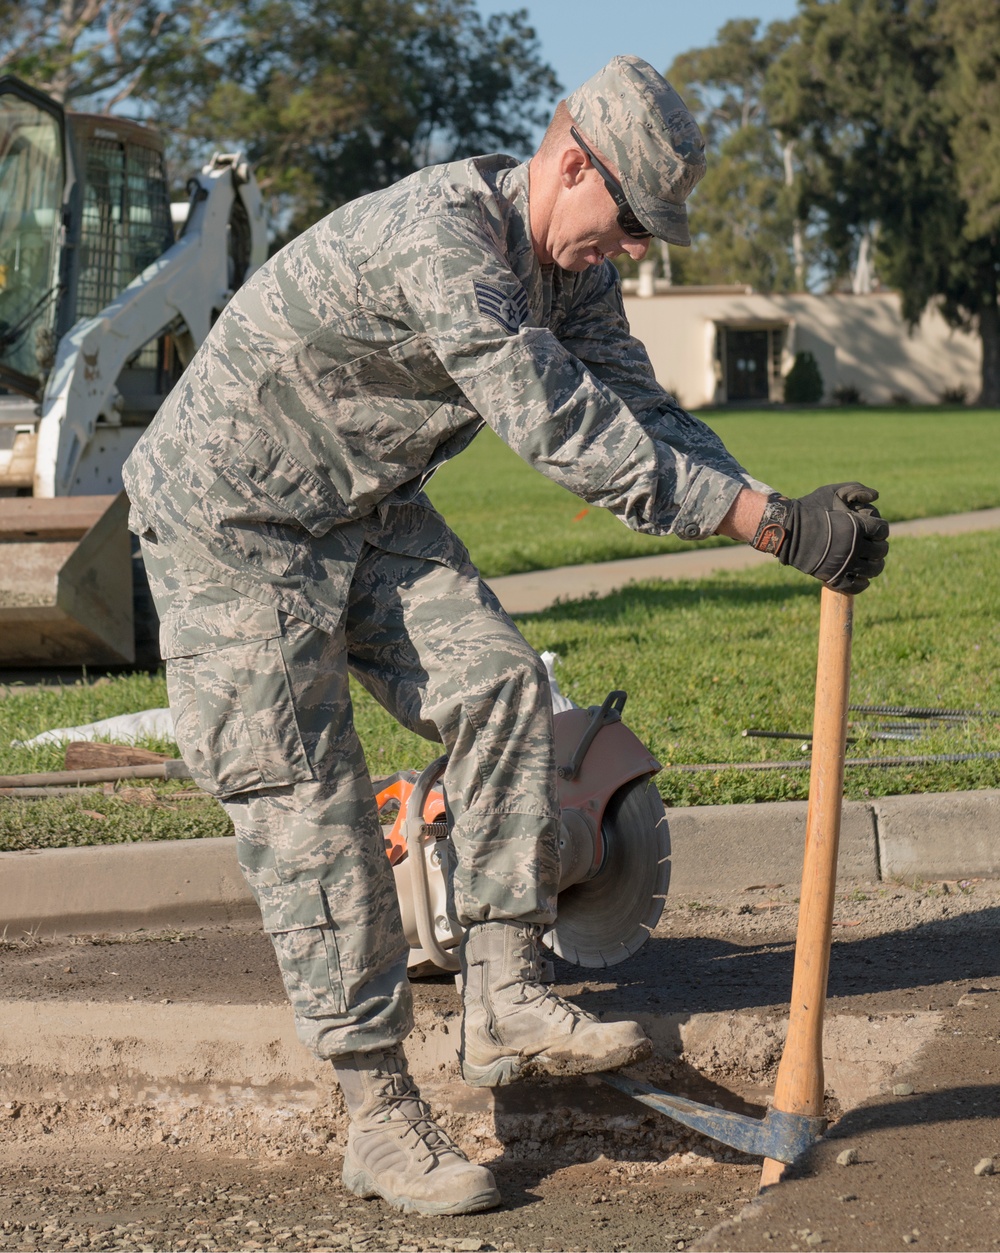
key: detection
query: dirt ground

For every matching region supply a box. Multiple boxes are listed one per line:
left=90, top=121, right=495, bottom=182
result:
left=1, top=877, right=999, bottom=1252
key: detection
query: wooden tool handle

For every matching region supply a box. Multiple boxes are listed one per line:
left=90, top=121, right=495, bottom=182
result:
left=760, top=586, right=854, bottom=1188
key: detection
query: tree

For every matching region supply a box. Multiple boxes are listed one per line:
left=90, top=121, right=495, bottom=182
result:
left=2, top=2, right=559, bottom=244
left=0, top=1, right=225, bottom=107
left=664, top=18, right=811, bottom=292
left=770, top=0, right=1000, bottom=405
left=936, top=0, right=1000, bottom=241
left=152, top=0, right=560, bottom=241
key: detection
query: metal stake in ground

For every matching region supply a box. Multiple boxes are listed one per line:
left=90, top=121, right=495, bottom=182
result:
left=760, top=586, right=854, bottom=1190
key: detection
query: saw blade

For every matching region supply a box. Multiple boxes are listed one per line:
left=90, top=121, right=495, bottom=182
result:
left=542, top=776, right=669, bottom=968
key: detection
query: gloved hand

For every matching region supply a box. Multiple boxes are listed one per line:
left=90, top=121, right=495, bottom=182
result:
left=751, top=482, right=890, bottom=593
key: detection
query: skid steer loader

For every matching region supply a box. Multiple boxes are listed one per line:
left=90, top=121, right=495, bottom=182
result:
left=0, top=75, right=266, bottom=665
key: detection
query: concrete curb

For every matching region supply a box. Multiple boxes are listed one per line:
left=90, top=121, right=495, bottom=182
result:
left=0, top=837, right=259, bottom=936
left=1, top=789, right=997, bottom=936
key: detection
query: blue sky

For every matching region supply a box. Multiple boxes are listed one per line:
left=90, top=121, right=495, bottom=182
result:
left=475, top=1, right=800, bottom=100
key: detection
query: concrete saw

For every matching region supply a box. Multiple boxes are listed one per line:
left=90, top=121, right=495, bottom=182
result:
left=376, top=690, right=668, bottom=973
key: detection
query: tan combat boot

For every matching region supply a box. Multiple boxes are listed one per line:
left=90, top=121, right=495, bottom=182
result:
left=459, top=920, right=651, bottom=1088
left=333, top=1046, right=500, bottom=1215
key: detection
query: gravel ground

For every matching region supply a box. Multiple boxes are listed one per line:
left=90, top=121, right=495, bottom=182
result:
left=1, top=876, right=999, bottom=1251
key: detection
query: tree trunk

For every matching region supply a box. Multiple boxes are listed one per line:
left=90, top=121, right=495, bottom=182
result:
left=977, top=296, right=1000, bottom=407
left=852, top=233, right=872, bottom=295
left=783, top=139, right=805, bottom=290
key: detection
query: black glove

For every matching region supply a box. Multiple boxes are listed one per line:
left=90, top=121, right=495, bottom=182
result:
left=751, top=482, right=890, bottom=593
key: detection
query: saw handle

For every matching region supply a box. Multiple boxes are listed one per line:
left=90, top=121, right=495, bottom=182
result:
left=401, top=755, right=460, bottom=973
left=557, top=689, right=627, bottom=780
left=760, top=586, right=854, bottom=1188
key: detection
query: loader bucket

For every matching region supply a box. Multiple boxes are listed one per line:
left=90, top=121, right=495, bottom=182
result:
left=0, top=492, right=134, bottom=665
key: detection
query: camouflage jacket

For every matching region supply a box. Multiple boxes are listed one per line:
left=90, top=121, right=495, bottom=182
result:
left=124, top=155, right=770, bottom=637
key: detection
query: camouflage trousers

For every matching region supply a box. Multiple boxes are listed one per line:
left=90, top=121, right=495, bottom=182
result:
left=140, top=534, right=560, bottom=1061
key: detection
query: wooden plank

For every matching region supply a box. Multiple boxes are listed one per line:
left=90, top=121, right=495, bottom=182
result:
left=63, top=742, right=171, bottom=770
left=0, top=495, right=120, bottom=542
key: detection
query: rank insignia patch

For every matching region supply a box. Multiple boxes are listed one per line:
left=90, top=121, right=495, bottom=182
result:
left=473, top=280, right=529, bottom=334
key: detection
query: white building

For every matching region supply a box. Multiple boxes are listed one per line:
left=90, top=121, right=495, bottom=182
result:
left=621, top=281, right=982, bottom=408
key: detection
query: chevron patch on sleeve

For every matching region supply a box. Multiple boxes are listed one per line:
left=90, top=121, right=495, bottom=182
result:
left=473, top=280, right=529, bottom=334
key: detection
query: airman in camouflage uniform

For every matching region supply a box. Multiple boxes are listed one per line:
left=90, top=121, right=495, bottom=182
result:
left=124, top=55, right=887, bottom=1215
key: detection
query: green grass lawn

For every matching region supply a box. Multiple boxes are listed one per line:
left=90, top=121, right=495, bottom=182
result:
left=2, top=530, right=997, bottom=849
left=352, top=529, right=1000, bottom=807
left=427, top=408, right=1000, bottom=577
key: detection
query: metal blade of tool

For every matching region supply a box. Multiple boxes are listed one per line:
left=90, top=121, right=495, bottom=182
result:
left=542, top=776, right=669, bottom=968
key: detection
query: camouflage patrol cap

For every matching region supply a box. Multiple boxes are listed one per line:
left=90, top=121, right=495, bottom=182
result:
left=565, top=55, right=706, bottom=247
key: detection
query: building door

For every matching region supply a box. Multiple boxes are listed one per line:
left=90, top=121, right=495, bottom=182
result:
left=724, top=328, right=771, bottom=402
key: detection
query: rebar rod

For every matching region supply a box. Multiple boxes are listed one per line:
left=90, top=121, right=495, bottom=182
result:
left=667, top=752, right=1000, bottom=773
left=849, top=704, right=999, bottom=720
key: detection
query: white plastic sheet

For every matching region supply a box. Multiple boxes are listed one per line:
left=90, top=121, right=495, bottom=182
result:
left=541, top=650, right=578, bottom=714
left=15, top=650, right=574, bottom=747
left=14, top=708, right=176, bottom=748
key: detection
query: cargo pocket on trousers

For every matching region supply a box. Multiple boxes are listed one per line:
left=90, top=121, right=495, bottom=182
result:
left=161, top=602, right=314, bottom=799
left=257, top=878, right=347, bottom=1016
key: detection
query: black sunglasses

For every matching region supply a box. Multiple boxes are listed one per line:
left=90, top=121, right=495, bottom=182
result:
left=570, top=126, right=652, bottom=240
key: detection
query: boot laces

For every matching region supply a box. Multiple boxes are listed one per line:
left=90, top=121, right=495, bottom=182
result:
left=368, top=1068, right=461, bottom=1163
left=509, top=925, right=597, bottom=1027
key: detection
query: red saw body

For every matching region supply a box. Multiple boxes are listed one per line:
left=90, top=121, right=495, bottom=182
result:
left=374, top=692, right=669, bottom=972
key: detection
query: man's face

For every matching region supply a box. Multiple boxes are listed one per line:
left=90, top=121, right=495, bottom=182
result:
left=539, top=148, right=654, bottom=272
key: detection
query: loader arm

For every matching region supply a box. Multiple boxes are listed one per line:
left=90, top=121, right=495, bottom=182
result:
left=34, top=154, right=265, bottom=498
left=0, top=75, right=267, bottom=665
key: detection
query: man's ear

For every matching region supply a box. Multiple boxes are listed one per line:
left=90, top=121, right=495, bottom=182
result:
left=559, top=141, right=589, bottom=188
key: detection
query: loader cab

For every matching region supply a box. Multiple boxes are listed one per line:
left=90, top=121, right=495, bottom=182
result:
left=0, top=75, right=176, bottom=404
left=0, top=78, right=66, bottom=395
